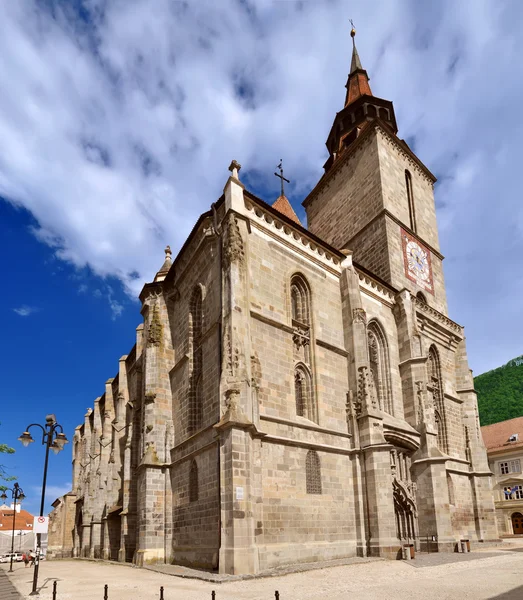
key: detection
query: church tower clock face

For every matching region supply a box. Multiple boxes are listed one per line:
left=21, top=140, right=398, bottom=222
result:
left=401, top=229, right=434, bottom=294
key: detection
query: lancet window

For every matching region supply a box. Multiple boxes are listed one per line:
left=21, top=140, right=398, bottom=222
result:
left=295, top=365, right=314, bottom=420
left=291, top=275, right=310, bottom=326
left=290, top=274, right=316, bottom=422
left=405, top=170, right=416, bottom=233
left=367, top=320, right=393, bottom=415
left=188, top=285, right=204, bottom=433
left=306, top=450, right=322, bottom=494
left=428, top=346, right=448, bottom=453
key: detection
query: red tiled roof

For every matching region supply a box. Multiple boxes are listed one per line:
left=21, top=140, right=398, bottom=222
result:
left=0, top=506, right=35, bottom=531
left=481, top=416, right=523, bottom=453
left=272, top=195, right=301, bottom=225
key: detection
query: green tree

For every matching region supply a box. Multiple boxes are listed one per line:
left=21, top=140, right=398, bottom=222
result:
left=475, top=357, right=523, bottom=426
left=0, top=422, right=16, bottom=491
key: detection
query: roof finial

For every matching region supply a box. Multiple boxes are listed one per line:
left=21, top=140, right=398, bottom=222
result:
left=350, top=19, right=356, bottom=43
left=154, top=245, right=172, bottom=281
left=228, top=160, right=241, bottom=180
left=349, top=19, right=363, bottom=74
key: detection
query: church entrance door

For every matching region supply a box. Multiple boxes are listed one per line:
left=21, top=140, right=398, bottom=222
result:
left=512, top=512, right=523, bottom=535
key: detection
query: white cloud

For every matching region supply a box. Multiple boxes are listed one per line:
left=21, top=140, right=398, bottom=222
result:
left=0, top=0, right=522, bottom=372
left=13, top=306, right=38, bottom=317
left=30, top=483, right=72, bottom=505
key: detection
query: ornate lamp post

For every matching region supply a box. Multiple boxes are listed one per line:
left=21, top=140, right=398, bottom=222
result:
left=0, top=482, right=25, bottom=572
left=19, top=415, right=68, bottom=595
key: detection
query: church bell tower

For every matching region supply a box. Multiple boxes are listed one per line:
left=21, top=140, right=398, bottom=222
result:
left=303, top=27, right=447, bottom=314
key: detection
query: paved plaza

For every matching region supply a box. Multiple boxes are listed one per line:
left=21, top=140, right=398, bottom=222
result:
left=3, top=546, right=523, bottom=600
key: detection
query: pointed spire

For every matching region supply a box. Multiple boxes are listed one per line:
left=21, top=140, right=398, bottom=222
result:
left=272, top=160, right=301, bottom=225
left=272, top=194, right=301, bottom=226
left=344, top=24, right=372, bottom=107
left=154, top=245, right=172, bottom=282
left=350, top=27, right=363, bottom=73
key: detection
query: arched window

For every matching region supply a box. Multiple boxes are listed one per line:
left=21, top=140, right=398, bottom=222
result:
left=416, top=292, right=427, bottom=303
left=295, top=365, right=313, bottom=420
left=306, top=450, right=322, bottom=494
left=367, top=320, right=394, bottom=415
left=291, top=274, right=316, bottom=422
left=428, top=346, right=448, bottom=453
left=405, top=170, right=416, bottom=233
left=290, top=275, right=310, bottom=326
left=189, top=460, right=199, bottom=502
left=189, top=286, right=204, bottom=433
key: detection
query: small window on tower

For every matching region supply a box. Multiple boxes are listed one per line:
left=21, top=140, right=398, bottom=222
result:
left=416, top=292, right=427, bottom=303
left=405, top=170, right=416, bottom=233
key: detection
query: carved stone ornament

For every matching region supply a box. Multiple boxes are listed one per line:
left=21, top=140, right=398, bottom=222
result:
left=223, top=329, right=232, bottom=374
left=251, top=352, right=261, bottom=390
left=144, top=392, right=156, bottom=404
left=357, top=365, right=378, bottom=411
left=222, top=214, right=244, bottom=269
left=292, top=325, right=310, bottom=349
left=225, top=388, right=240, bottom=412
left=415, top=380, right=425, bottom=424
left=223, top=327, right=241, bottom=376
left=347, top=389, right=361, bottom=419
left=368, top=331, right=379, bottom=363
left=352, top=308, right=367, bottom=325
left=147, top=305, right=162, bottom=347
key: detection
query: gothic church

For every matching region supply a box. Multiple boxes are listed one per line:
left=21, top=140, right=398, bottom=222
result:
left=58, top=28, right=498, bottom=573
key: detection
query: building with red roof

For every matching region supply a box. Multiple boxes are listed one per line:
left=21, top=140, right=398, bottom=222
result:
left=482, top=417, right=523, bottom=536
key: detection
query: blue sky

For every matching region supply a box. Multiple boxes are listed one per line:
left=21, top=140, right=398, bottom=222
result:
left=1, top=0, right=523, bottom=514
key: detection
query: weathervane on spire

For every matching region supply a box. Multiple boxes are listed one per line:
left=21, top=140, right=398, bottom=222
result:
left=274, top=159, right=290, bottom=197
left=350, top=19, right=356, bottom=44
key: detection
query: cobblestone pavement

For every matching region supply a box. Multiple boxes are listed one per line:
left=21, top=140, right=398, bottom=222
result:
left=3, top=547, right=523, bottom=600
left=0, top=567, right=22, bottom=600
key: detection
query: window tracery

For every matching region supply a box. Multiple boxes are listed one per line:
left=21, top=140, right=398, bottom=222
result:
left=306, top=450, right=322, bottom=494
left=295, top=365, right=313, bottom=420
left=367, top=320, right=393, bottom=415
left=428, top=346, right=448, bottom=453
left=290, top=274, right=317, bottom=422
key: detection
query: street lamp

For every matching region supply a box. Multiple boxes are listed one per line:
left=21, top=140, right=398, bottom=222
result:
left=19, top=415, right=68, bottom=595
left=0, top=482, right=26, bottom=573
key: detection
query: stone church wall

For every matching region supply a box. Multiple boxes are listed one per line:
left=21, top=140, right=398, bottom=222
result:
left=350, top=218, right=391, bottom=283
left=305, top=131, right=383, bottom=251
left=448, top=472, right=475, bottom=539
left=171, top=444, right=220, bottom=569
left=257, top=443, right=355, bottom=570
left=377, top=130, right=439, bottom=251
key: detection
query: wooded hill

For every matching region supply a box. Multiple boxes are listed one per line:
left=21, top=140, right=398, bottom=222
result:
left=474, top=355, right=523, bottom=426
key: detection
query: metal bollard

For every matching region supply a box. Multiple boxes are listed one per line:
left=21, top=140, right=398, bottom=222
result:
left=211, top=591, right=216, bottom=600
left=104, top=584, right=109, bottom=600
left=52, top=580, right=57, bottom=600
left=160, top=586, right=164, bottom=600
left=275, top=592, right=280, bottom=600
